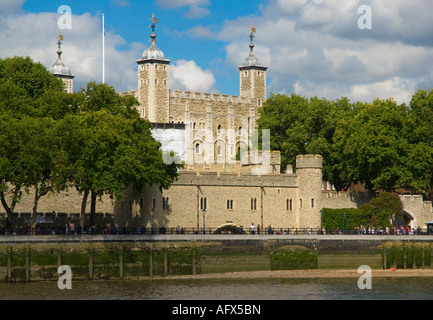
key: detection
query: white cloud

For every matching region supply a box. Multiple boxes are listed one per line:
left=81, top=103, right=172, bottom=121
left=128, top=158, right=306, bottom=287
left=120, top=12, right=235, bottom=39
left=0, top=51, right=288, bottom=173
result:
left=173, top=25, right=213, bottom=39
left=170, top=59, right=216, bottom=92
left=0, top=9, right=143, bottom=93
left=156, top=0, right=210, bottom=18
left=219, top=0, right=433, bottom=104
left=0, top=0, right=25, bottom=15
left=185, top=5, right=210, bottom=18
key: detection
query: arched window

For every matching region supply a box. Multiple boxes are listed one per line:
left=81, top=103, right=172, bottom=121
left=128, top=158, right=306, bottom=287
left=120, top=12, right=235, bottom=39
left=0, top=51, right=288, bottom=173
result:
left=195, top=143, right=200, bottom=154
left=217, top=125, right=221, bottom=134
left=217, top=146, right=221, bottom=156
left=238, top=127, right=242, bottom=135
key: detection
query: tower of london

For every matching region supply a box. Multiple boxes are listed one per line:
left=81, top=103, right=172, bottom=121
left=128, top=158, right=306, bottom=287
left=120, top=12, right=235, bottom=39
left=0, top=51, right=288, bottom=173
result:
left=8, top=15, right=327, bottom=232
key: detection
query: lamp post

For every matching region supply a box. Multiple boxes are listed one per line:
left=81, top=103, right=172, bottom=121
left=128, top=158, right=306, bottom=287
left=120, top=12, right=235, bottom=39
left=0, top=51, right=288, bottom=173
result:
left=202, top=209, right=206, bottom=235
left=320, top=209, right=323, bottom=234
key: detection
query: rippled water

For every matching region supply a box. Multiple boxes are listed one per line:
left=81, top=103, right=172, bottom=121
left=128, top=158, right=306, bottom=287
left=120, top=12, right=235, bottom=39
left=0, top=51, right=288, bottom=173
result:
left=1, top=277, right=432, bottom=300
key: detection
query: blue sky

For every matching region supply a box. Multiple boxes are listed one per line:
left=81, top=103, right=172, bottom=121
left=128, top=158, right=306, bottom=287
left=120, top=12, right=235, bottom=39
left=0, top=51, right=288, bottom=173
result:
left=2, top=0, right=433, bottom=104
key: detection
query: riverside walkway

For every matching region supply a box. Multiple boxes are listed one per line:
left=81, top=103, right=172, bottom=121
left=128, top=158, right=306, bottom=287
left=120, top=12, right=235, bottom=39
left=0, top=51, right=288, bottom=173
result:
left=0, top=234, right=432, bottom=243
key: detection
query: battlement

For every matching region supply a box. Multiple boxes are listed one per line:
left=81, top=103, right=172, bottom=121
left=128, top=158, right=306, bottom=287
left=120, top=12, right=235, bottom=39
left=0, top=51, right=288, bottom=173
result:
left=296, top=155, right=323, bottom=169
left=174, top=169, right=298, bottom=187
left=169, top=90, right=252, bottom=105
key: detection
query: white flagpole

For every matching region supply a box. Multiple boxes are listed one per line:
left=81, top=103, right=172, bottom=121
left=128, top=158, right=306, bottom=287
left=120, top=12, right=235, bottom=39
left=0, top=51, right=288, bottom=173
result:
left=102, top=13, right=105, bottom=84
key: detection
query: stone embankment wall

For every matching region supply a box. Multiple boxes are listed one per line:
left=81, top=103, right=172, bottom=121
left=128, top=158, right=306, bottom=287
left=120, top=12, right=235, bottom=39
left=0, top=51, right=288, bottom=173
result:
left=1, top=235, right=433, bottom=282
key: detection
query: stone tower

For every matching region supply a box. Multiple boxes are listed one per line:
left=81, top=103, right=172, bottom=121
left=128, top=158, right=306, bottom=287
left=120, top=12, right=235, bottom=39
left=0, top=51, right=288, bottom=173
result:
left=137, top=13, right=170, bottom=123
left=295, top=155, right=323, bottom=229
left=50, top=33, right=74, bottom=93
left=239, top=25, right=267, bottom=108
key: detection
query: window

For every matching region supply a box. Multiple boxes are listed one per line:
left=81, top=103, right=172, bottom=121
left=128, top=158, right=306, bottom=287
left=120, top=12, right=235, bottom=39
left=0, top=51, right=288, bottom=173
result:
left=152, top=198, right=156, bottom=209
left=162, top=197, right=169, bottom=210
left=217, top=125, right=221, bottom=134
left=311, top=198, right=314, bottom=208
left=217, top=146, right=221, bottom=156
left=195, top=143, right=200, bottom=154
left=200, top=197, right=207, bottom=210
left=300, top=199, right=303, bottom=208
left=227, top=199, right=233, bottom=210
left=238, top=127, right=242, bottom=135
left=251, top=198, right=257, bottom=210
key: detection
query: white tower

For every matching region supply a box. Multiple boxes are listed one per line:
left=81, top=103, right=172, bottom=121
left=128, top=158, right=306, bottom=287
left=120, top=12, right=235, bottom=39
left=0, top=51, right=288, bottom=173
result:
left=136, top=13, right=170, bottom=123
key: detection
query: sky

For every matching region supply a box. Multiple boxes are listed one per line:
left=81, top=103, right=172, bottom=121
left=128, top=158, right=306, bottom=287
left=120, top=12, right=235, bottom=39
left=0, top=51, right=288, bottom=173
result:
left=1, top=0, right=433, bottom=104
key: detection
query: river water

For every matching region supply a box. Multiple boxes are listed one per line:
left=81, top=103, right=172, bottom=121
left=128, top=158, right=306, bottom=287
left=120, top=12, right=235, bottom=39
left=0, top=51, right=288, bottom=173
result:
left=0, top=277, right=432, bottom=300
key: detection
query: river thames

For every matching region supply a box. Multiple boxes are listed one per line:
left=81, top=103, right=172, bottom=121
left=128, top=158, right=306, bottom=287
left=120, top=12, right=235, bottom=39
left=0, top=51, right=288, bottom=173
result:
left=1, top=276, right=432, bottom=300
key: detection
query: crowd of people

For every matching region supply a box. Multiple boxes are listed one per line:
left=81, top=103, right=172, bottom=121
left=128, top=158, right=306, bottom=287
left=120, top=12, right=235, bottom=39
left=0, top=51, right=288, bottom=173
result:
left=1, top=221, right=432, bottom=236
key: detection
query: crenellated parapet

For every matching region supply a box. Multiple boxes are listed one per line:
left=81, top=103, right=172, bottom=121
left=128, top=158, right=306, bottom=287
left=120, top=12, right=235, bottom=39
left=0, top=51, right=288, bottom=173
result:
left=169, top=90, right=252, bottom=105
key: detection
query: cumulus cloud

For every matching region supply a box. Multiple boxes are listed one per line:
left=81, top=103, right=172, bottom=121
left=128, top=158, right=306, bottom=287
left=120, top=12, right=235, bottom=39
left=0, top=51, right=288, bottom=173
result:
left=170, top=59, right=216, bottom=92
left=173, top=25, right=213, bottom=39
left=0, top=0, right=25, bottom=15
left=218, top=0, right=433, bottom=104
left=156, top=0, right=210, bottom=18
left=0, top=7, right=143, bottom=93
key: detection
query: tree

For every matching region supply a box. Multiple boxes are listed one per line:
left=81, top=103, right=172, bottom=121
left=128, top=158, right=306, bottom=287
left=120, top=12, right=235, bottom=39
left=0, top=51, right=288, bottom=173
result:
left=0, top=56, right=69, bottom=229
left=359, top=192, right=402, bottom=228
left=333, top=99, right=411, bottom=191
left=256, top=93, right=354, bottom=189
left=61, top=83, right=181, bottom=226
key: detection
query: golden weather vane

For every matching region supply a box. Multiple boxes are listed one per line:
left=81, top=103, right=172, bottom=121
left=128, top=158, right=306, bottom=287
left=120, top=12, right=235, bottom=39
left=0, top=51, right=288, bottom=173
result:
left=249, top=24, right=256, bottom=42
left=56, top=32, right=64, bottom=51
left=149, top=13, right=157, bottom=33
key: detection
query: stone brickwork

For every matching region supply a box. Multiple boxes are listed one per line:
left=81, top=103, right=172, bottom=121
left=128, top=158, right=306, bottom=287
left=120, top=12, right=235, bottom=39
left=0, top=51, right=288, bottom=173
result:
left=115, top=154, right=324, bottom=231
left=6, top=20, right=432, bottom=232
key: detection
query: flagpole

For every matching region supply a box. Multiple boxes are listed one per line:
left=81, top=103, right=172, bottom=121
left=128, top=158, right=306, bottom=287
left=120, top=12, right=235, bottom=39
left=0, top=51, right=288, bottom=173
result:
left=102, top=13, right=105, bottom=84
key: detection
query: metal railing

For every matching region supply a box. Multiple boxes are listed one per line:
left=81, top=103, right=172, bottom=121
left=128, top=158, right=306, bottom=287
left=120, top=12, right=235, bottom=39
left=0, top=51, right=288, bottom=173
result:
left=0, top=225, right=431, bottom=236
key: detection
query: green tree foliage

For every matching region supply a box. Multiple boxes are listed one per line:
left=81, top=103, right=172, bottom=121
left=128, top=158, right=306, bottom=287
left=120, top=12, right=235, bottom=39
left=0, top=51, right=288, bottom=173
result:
left=56, top=82, right=181, bottom=225
left=359, top=192, right=402, bottom=228
left=0, top=57, right=69, bottom=228
left=257, top=93, right=354, bottom=190
left=0, top=57, right=181, bottom=229
left=323, top=192, right=402, bottom=230
left=257, top=90, right=433, bottom=195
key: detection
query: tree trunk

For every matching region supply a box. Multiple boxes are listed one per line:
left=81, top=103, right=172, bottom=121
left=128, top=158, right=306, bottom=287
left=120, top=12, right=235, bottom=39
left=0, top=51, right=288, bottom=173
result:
left=80, top=189, right=89, bottom=227
left=32, top=186, right=39, bottom=235
left=1, top=188, right=21, bottom=232
left=90, top=190, right=97, bottom=227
